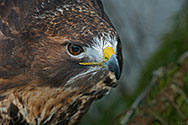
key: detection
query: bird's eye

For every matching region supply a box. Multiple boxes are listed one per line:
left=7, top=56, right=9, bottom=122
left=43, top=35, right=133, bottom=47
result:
left=67, top=43, right=84, bottom=56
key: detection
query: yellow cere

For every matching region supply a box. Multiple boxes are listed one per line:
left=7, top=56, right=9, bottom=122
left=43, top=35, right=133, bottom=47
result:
left=79, top=46, right=115, bottom=66
left=103, top=46, right=115, bottom=62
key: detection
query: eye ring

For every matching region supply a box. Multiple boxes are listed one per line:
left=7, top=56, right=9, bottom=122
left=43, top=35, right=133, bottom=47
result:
left=67, top=43, right=84, bottom=56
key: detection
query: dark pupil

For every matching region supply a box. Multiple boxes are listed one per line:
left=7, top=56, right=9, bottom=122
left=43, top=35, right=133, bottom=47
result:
left=72, top=45, right=80, bottom=53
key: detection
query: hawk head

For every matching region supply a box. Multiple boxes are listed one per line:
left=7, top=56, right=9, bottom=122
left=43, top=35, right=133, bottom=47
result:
left=0, top=0, right=122, bottom=124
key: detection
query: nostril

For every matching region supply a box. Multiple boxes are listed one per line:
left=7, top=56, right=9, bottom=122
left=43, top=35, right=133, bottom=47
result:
left=104, top=57, right=108, bottom=62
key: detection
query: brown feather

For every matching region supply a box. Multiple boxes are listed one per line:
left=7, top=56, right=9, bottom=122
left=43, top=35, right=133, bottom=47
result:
left=0, top=0, right=122, bottom=124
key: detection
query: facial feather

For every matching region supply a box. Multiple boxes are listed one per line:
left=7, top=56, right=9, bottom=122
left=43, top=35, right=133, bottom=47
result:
left=0, top=0, right=122, bottom=124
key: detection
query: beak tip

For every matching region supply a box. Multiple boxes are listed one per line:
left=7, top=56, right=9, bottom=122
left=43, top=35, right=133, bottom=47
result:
left=104, top=54, right=121, bottom=80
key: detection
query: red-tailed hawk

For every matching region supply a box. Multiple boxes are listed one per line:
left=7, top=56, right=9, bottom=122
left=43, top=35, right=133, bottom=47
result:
left=0, top=0, right=122, bottom=124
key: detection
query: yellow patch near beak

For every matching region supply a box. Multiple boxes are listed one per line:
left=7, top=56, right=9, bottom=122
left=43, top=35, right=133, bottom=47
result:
left=79, top=46, right=115, bottom=66
left=103, top=46, right=115, bottom=62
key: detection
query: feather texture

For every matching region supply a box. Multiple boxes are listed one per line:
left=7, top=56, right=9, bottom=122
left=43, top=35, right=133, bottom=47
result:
left=0, top=0, right=122, bottom=124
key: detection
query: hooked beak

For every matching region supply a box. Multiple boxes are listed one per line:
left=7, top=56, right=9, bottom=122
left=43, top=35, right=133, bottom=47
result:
left=79, top=47, right=121, bottom=80
left=103, top=47, right=121, bottom=80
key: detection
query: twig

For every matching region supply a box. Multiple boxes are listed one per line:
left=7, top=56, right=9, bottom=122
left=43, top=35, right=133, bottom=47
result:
left=120, top=67, right=164, bottom=125
left=168, top=99, right=186, bottom=121
left=147, top=108, right=168, bottom=125
left=113, top=109, right=129, bottom=125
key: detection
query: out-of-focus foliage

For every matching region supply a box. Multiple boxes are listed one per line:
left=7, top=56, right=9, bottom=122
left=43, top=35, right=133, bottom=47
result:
left=82, top=1, right=188, bottom=125
left=125, top=2, right=188, bottom=124
left=128, top=58, right=188, bottom=124
left=137, top=2, right=188, bottom=95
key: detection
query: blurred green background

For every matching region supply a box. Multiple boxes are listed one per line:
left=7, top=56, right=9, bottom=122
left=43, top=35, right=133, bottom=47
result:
left=82, top=0, right=188, bottom=125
